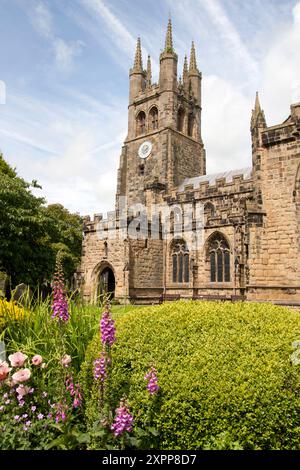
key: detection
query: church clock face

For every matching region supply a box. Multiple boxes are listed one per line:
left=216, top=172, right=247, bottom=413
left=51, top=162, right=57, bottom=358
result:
left=138, top=141, right=152, bottom=159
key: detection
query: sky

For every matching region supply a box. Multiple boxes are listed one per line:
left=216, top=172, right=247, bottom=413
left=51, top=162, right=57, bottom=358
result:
left=0, top=0, right=299, bottom=216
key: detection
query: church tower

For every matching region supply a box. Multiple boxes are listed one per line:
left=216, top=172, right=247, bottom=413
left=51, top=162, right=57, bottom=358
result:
left=116, top=19, right=206, bottom=209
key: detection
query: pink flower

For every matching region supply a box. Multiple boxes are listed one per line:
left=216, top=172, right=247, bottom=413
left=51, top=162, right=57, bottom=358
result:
left=61, top=355, right=71, bottom=368
left=8, top=352, right=28, bottom=368
left=32, top=355, right=43, bottom=366
left=12, top=368, right=31, bottom=384
left=111, top=399, right=134, bottom=437
left=0, top=361, right=11, bottom=381
left=144, top=366, right=159, bottom=395
left=16, top=385, right=30, bottom=396
left=100, top=308, right=116, bottom=346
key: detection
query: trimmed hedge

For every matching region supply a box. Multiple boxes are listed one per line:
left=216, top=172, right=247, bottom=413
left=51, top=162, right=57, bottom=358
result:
left=81, top=301, right=300, bottom=449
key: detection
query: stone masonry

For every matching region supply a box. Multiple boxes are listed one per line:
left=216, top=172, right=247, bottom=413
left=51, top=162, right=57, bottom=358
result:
left=78, top=20, right=300, bottom=304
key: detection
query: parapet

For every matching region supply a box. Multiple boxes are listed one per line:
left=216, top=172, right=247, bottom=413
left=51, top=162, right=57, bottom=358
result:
left=83, top=211, right=118, bottom=233
left=173, top=167, right=253, bottom=201
left=261, top=102, right=300, bottom=147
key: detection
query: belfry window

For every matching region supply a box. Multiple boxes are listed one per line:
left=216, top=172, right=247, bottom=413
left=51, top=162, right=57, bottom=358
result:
left=171, top=240, right=189, bottom=283
left=136, top=111, right=146, bottom=136
left=149, top=107, right=158, bottom=130
left=177, top=108, right=185, bottom=133
left=188, top=114, right=194, bottom=137
left=208, top=234, right=230, bottom=283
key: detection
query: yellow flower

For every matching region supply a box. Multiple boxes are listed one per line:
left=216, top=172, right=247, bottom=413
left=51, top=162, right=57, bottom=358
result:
left=0, top=299, right=27, bottom=325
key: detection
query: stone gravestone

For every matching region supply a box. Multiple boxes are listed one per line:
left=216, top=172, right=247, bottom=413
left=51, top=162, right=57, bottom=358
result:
left=0, top=341, right=6, bottom=362
left=12, top=283, right=33, bottom=304
left=0, top=272, right=9, bottom=298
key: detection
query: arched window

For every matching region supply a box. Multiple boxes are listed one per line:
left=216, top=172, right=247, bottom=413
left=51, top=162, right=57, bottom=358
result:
left=208, top=234, right=230, bottom=283
left=188, top=114, right=194, bottom=137
left=149, top=107, right=158, bottom=131
left=136, top=111, right=146, bottom=136
left=177, top=108, right=185, bottom=132
left=171, top=240, right=189, bottom=283
left=204, top=202, right=216, bottom=220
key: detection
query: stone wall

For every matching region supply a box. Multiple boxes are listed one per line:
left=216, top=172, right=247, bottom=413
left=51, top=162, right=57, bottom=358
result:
left=247, top=103, right=300, bottom=300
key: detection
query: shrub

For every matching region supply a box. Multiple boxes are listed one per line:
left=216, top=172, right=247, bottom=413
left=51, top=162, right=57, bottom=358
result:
left=0, top=300, right=27, bottom=326
left=81, top=301, right=300, bottom=450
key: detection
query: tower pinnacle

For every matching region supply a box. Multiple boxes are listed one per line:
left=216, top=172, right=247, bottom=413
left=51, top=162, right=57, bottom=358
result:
left=146, top=55, right=152, bottom=88
left=183, top=55, right=189, bottom=89
left=189, top=41, right=198, bottom=72
left=164, top=17, right=174, bottom=53
left=251, top=91, right=267, bottom=132
left=254, top=91, right=262, bottom=113
left=133, top=37, right=143, bottom=71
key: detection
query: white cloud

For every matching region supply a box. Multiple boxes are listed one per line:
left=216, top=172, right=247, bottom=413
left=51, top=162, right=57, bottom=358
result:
left=32, top=1, right=53, bottom=38
left=202, top=75, right=252, bottom=174
left=29, top=0, right=84, bottom=73
left=199, top=0, right=259, bottom=84
left=81, top=0, right=135, bottom=57
left=0, top=88, right=127, bottom=215
left=54, top=38, right=84, bottom=72
left=261, top=1, right=300, bottom=124
left=78, top=0, right=159, bottom=75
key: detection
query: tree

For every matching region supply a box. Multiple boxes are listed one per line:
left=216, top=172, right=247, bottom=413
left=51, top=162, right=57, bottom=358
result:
left=43, top=204, right=83, bottom=283
left=0, top=154, right=83, bottom=288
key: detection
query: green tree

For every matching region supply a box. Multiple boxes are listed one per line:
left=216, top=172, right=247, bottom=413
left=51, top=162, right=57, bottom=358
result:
left=0, top=153, right=83, bottom=288
left=0, top=154, right=54, bottom=286
left=43, top=204, right=83, bottom=283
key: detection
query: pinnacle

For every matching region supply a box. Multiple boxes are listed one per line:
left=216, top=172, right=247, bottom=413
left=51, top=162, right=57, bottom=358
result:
left=146, top=55, right=152, bottom=87
left=254, top=91, right=261, bottom=112
left=189, top=41, right=198, bottom=72
left=183, top=55, right=188, bottom=76
left=134, top=37, right=143, bottom=71
left=251, top=91, right=266, bottom=129
left=164, top=17, right=174, bottom=53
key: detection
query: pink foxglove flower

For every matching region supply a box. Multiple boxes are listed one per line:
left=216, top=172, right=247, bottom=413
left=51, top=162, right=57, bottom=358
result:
left=54, top=401, right=68, bottom=423
left=0, top=361, right=11, bottom=381
left=12, top=368, right=31, bottom=383
left=51, top=257, right=69, bottom=322
left=8, top=352, right=28, bottom=368
left=32, top=355, right=43, bottom=366
left=65, top=375, right=82, bottom=409
left=111, top=399, right=134, bottom=437
left=94, top=352, right=110, bottom=382
left=144, top=366, right=159, bottom=395
left=100, top=307, right=116, bottom=346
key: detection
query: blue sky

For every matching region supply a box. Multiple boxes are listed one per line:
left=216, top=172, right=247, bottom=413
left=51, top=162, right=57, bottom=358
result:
left=0, top=0, right=300, bottom=215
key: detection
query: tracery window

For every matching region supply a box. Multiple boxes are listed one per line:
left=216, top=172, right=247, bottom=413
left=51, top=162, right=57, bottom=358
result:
left=188, top=113, right=194, bottom=137
left=149, top=107, right=158, bottom=130
left=208, top=234, right=230, bottom=283
left=136, top=111, right=146, bottom=136
left=177, top=108, right=185, bottom=133
left=171, top=240, right=189, bottom=283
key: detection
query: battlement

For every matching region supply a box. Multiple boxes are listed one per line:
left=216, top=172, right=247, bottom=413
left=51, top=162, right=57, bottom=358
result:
left=174, top=168, right=253, bottom=201
left=83, top=211, right=118, bottom=233
left=262, top=103, right=300, bottom=147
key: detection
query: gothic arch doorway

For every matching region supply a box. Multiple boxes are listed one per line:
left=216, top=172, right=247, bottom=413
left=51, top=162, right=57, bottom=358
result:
left=98, top=266, right=115, bottom=301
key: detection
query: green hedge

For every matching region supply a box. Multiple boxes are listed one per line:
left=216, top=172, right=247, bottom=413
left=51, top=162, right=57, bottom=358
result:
left=81, top=301, right=300, bottom=449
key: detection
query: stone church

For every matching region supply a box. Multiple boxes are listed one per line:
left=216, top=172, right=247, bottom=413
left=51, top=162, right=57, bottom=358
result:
left=79, top=20, right=300, bottom=304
